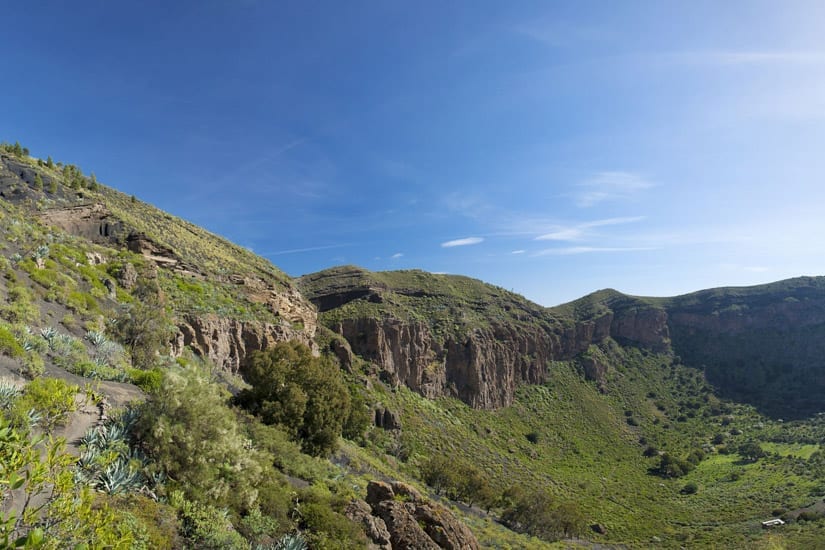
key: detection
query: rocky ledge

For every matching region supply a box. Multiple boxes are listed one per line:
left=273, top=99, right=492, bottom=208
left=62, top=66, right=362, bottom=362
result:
left=345, top=480, right=479, bottom=550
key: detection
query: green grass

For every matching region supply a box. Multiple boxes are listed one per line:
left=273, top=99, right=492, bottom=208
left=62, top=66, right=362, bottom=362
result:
left=355, top=343, right=825, bottom=547
left=761, top=442, right=821, bottom=460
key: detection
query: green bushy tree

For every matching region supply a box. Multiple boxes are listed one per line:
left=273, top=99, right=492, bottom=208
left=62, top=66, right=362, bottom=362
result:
left=114, top=279, right=173, bottom=369
left=236, top=341, right=352, bottom=457
left=500, top=486, right=586, bottom=540
left=135, top=365, right=268, bottom=510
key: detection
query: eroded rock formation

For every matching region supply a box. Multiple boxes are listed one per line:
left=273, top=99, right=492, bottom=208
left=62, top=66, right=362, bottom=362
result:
left=173, top=312, right=317, bottom=373
left=326, top=305, right=670, bottom=409
left=40, top=203, right=127, bottom=243
left=354, top=480, right=479, bottom=550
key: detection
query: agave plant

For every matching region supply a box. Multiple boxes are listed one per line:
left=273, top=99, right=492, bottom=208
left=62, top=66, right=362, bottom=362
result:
left=99, top=459, right=143, bottom=495
left=112, top=406, right=141, bottom=431
left=0, top=381, right=21, bottom=409
left=24, top=408, right=43, bottom=429
left=40, top=326, right=58, bottom=342
left=85, top=330, right=108, bottom=347
left=31, top=245, right=49, bottom=260
left=274, top=534, right=308, bottom=550
left=75, top=406, right=163, bottom=498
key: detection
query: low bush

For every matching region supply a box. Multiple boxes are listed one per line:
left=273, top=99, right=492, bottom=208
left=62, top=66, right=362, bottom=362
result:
left=0, top=325, right=24, bottom=358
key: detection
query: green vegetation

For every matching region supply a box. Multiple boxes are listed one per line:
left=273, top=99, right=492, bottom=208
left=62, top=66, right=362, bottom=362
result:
left=13, top=377, right=78, bottom=432
left=300, top=265, right=564, bottom=345
left=4, top=145, right=825, bottom=547
left=353, top=343, right=825, bottom=547
left=0, top=412, right=134, bottom=548
left=235, top=341, right=367, bottom=456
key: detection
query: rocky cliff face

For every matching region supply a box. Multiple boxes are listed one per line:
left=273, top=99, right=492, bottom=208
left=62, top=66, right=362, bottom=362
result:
left=312, top=272, right=825, bottom=417
left=40, top=203, right=128, bottom=243
left=319, top=288, right=671, bottom=409
left=663, top=278, right=825, bottom=418
left=173, top=313, right=316, bottom=373
left=350, top=480, right=479, bottom=550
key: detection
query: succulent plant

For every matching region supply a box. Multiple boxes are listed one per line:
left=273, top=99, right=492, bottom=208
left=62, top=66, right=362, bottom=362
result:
left=85, top=330, right=108, bottom=347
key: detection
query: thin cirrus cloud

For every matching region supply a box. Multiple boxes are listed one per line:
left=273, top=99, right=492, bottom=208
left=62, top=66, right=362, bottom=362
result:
left=391, top=252, right=404, bottom=259
left=441, top=237, right=484, bottom=248
left=662, top=50, right=825, bottom=67
left=535, top=216, right=646, bottom=241
left=532, top=246, right=656, bottom=257
left=573, top=172, right=655, bottom=207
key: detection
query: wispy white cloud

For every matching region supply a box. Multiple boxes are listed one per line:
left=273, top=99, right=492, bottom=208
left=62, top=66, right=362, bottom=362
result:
left=265, top=243, right=351, bottom=256
left=512, top=21, right=610, bottom=48
left=441, top=237, right=484, bottom=248
left=663, top=50, right=825, bottom=67
left=535, top=216, right=645, bottom=241
left=391, top=252, right=404, bottom=259
left=573, top=172, right=655, bottom=207
left=511, top=249, right=526, bottom=254
left=535, top=227, right=583, bottom=241
left=533, top=246, right=656, bottom=256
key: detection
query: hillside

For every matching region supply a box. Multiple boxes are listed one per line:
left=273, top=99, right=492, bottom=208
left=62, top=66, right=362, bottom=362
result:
left=2, top=142, right=825, bottom=548
left=303, top=266, right=825, bottom=420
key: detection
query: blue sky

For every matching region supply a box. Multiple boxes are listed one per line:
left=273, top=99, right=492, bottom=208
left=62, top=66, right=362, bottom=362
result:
left=4, top=1, right=825, bottom=306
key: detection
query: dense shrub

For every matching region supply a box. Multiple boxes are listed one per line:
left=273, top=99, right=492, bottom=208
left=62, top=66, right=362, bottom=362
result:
left=501, top=486, right=586, bottom=540
left=681, top=482, right=698, bottom=494
left=114, top=279, right=173, bottom=369
left=652, top=452, right=695, bottom=478
left=0, top=325, right=24, bottom=358
left=136, top=365, right=270, bottom=510
left=15, top=377, right=78, bottom=432
left=236, top=341, right=352, bottom=457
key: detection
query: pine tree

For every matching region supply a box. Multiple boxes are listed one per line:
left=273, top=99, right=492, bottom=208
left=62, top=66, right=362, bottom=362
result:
left=34, top=173, right=44, bottom=191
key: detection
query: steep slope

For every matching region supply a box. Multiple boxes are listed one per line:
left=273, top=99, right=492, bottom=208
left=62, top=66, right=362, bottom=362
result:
left=302, top=266, right=825, bottom=419
left=661, top=277, right=825, bottom=419
left=0, top=150, right=317, bottom=371
left=299, top=266, right=670, bottom=409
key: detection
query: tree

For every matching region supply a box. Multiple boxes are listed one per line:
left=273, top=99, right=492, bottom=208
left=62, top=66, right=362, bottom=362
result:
left=653, top=452, right=694, bottom=478
left=738, top=440, right=765, bottom=463
left=551, top=501, right=587, bottom=538
left=341, top=386, right=370, bottom=441
left=114, top=279, right=173, bottom=369
left=501, top=487, right=586, bottom=541
left=501, top=486, right=555, bottom=538
left=236, top=342, right=351, bottom=457
left=47, top=177, right=57, bottom=194
left=456, top=464, right=490, bottom=507
left=136, top=366, right=267, bottom=509
left=33, top=174, right=43, bottom=192
left=421, top=455, right=457, bottom=496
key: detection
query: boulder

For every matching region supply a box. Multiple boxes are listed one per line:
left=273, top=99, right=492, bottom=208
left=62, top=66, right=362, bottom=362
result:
left=375, top=500, right=439, bottom=550
left=414, top=503, right=479, bottom=550
left=344, top=500, right=391, bottom=549
left=366, top=481, right=395, bottom=509
left=361, top=479, right=479, bottom=549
